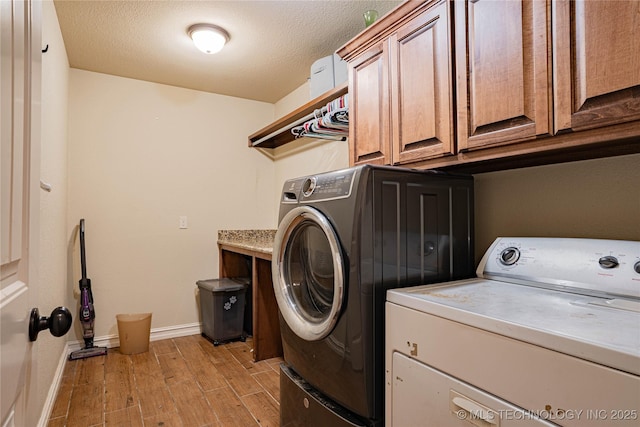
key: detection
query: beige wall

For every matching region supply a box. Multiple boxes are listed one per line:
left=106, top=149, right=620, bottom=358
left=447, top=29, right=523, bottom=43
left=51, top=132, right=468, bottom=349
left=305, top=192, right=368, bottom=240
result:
left=64, top=74, right=349, bottom=343
left=67, top=70, right=276, bottom=338
left=474, top=153, right=640, bottom=261
left=35, top=1, right=70, bottom=424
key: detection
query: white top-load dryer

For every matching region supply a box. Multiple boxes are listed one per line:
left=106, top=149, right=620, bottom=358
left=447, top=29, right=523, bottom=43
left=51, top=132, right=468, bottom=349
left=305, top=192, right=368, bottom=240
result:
left=386, top=237, right=640, bottom=427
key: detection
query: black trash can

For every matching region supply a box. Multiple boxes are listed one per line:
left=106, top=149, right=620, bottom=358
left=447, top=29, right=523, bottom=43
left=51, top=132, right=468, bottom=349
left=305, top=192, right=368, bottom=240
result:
left=230, top=276, right=252, bottom=336
left=196, top=278, right=247, bottom=345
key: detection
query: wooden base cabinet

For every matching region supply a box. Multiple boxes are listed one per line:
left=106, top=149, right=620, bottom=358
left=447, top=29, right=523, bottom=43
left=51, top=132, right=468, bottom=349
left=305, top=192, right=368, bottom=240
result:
left=218, top=245, right=283, bottom=362
left=340, top=0, right=455, bottom=166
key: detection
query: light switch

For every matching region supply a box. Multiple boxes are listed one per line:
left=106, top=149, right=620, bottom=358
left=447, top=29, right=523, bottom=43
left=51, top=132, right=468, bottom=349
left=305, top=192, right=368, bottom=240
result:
left=179, top=216, right=188, bottom=229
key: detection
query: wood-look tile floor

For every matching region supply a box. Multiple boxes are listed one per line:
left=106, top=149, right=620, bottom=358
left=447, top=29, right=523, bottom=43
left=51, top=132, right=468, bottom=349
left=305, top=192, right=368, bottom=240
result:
left=47, top=335, right=283, bottom=427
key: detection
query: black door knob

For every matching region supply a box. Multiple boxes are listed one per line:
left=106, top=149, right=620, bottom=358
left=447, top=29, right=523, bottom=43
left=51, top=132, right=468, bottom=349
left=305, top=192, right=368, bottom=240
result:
left=29, top=306, right=72, bottom=342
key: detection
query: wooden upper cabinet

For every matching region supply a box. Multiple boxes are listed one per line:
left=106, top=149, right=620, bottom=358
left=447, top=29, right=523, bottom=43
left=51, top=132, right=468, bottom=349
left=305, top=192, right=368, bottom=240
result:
left=349, top=41, right=391, bottom=165
left=455, top=0, right=551, bottom=151
left=553, top=0, right=640, bottom=132
left=339, top=0, right=640, bottom=172
left=342, top=0, right=454, bottom=167
left=390, top=0, right=454, bottom=164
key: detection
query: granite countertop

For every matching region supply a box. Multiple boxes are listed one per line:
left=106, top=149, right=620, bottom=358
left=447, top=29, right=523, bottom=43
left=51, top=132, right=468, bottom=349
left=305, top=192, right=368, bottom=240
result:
left=217, top=229, right=276, bottom=255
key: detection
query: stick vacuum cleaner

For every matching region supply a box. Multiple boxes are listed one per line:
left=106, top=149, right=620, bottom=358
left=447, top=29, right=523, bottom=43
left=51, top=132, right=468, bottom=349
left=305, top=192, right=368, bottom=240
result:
left=69, top=219, right=108, bottom=360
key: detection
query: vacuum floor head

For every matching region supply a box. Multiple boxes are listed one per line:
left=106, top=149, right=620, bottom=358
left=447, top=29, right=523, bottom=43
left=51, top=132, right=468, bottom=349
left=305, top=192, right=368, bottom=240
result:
left=69, top=346, right=108, bottom=360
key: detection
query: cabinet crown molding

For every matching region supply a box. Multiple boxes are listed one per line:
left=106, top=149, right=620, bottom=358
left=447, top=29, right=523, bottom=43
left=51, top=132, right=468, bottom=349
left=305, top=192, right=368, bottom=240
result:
left=337, top=0, right=445, bottom=61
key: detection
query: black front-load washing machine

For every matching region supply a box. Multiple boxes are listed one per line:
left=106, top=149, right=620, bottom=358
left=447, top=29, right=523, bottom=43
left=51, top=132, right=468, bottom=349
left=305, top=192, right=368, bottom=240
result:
left=272, top=165, right=474, bottom=426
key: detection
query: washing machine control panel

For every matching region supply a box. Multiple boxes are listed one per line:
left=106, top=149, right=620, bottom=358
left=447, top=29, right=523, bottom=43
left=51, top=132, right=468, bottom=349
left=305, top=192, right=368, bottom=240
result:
left=282, top=168, right=357, bottom=203
left=479, top=237, right=640, bottom=299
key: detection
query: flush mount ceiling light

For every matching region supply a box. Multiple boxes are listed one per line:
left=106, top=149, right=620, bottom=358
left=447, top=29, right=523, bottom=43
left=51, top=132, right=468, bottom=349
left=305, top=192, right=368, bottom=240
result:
left=188, top=24, right=229, bottom=54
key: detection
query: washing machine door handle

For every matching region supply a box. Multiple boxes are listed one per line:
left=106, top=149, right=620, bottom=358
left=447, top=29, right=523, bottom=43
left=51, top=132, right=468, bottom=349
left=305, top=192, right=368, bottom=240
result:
left=272, top=206, right=345, bottom=341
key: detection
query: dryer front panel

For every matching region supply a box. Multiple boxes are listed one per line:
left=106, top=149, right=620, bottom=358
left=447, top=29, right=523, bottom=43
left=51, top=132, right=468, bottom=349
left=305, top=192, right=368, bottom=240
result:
left=273, top=206, right=346, bottom=341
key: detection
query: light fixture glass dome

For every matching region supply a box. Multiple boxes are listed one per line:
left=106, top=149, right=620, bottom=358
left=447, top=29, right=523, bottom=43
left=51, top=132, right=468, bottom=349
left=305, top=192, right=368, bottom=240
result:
left=188, top=24, right=229, bottom=54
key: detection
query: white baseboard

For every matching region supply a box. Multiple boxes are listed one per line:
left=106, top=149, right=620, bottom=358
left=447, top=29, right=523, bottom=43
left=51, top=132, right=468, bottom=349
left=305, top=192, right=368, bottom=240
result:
left=65, top=322, right=202, bottom=352
left=38, top=322, right=202, bottom=426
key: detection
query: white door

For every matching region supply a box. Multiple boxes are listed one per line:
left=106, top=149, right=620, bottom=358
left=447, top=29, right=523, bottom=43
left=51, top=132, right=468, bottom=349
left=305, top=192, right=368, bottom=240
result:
left=1, top=1, right=41, bottom=425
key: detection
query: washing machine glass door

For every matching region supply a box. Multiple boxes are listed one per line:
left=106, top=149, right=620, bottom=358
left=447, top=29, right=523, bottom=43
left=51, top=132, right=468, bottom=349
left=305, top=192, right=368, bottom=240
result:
left=273, top=206, right=345, bottom=341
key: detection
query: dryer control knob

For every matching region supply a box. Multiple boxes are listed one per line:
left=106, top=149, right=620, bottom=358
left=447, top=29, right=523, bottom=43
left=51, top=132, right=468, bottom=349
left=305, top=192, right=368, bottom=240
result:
left=499, top=247, right=520, bottom=266
left=633, top=261, right=640, bottom=274
left=302, top=177, right=317, bottom=197
left=598, top=255, right=619, bottom=269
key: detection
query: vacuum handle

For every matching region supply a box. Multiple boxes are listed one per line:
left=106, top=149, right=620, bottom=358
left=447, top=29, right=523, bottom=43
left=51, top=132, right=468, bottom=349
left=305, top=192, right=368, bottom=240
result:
left=79, top=218, right=87, bottom=281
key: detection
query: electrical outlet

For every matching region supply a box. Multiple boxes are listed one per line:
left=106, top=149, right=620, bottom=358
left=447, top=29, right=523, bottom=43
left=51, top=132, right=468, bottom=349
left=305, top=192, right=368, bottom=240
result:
left=179, top=216, right=188, bottom=229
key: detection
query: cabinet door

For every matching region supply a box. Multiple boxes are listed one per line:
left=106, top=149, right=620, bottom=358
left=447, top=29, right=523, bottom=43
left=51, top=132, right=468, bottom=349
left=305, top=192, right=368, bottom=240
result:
left=390, top=0, right=454, bottom=164
left=455, top=0, right=551, bottom=151
left=553, top=0, right=640, bottom=132
left=349, top=41, right=391, bottom=166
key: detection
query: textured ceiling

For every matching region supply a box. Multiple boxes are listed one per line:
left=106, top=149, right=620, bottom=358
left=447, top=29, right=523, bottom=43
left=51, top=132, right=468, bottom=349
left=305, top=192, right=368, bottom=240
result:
left=53, top=0, right=402, bottom=103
